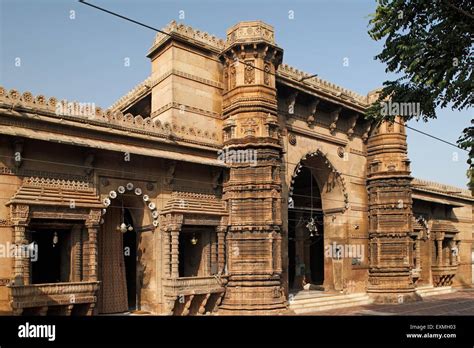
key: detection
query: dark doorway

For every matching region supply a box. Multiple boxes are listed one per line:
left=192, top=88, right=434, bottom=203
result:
left=179, top=227, right=213, bottom=277
left=122, top=208, right=136, bottom=310
left=288, top=166, right=324, bottom=290
left=309, top=218, right=324, bottom=284
left=31, top=229, right=71, bottom=284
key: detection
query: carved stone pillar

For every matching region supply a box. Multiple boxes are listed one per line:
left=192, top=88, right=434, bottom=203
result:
left=437, top=239, right=443, bottom=266
left=71, top=225, right=83, bottom=282
left=366, top=117, right=420, bottom=303
left=165, top=214, right=183, bottom=279
left=81, top=227, right=90, bottom=281
left=216, top=226, right=226, bottom=274
left=10, top=204, right=30, bottom=286
left=87, top=227, right=98, bottom=281
left=86, top=209, right=101, bottom=282
left=415, top=239, right=421, bottom=270
left=273, top=231, right=282, bottom=274
left=162, top=229, right=171, bottom=278
left=219, top=21, right=286, bottom=314
left=13, top=225, right=27, bottom=284
left=210, top=230, right=217, bottom=274
left=170, top=230, right=179, bottom=278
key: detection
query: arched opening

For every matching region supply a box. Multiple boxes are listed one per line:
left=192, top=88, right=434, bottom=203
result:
left=98, top=202, right=128, bottom=314
left=288, top=166, right=324, bottom=290
left=98, top=183, right=157, bottom=314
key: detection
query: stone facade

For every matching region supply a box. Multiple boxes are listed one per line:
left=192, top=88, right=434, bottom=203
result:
left=0, top=21, right=472, bottom=315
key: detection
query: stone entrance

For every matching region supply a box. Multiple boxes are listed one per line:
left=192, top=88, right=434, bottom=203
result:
left=288, top=165, right=324, bottom=290
left=98, top=204, right=128, bottom=314
left=97, top=182, right=156, bottom=314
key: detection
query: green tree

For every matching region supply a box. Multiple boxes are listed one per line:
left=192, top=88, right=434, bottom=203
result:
left=458, top=119, right=474, bottom=192
left=367, top=0, right=473, bottom=172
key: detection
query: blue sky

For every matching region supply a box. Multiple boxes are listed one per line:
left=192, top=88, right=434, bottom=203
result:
left=0, top=0, right=470, bottom=188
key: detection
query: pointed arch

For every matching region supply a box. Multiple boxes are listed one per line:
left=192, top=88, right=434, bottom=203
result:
left=288, top=149, right=349, bottom=213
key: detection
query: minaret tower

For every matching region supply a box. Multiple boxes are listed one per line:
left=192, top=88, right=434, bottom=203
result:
left=366, top=115, right=420, bottom=303
left=218, top=21, right=286, bottom=314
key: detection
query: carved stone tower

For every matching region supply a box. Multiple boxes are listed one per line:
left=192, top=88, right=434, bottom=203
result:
left=218, top=21, right=286, bottom=314
left=366, top=116, right=420, bottom=303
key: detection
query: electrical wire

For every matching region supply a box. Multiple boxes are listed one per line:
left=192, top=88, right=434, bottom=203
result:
left=77, top=0, right=470, bottom=154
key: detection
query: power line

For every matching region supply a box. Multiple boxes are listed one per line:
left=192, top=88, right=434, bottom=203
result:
left=0, top=148, right=370, bottom=184
left=396, top=119, right=467, bottom=152
left=77, top=0, right=468, bottom=154
left=77, top=1, right=313, bottom=81
left=78, top=0, right=172, bottom=37
left=0, top=147, right=467, bottom=200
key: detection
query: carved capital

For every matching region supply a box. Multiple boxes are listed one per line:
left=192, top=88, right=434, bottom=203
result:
left=164, top=213, right=184, bottom=232
left=10, top=205, right=30, bottom=226
left=86, top=209, right=102, bottom=227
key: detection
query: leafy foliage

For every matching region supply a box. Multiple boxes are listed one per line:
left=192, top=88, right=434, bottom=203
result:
left=458, top=119, right=474, bottom=191
left=367, top=0, right=473, bottom=173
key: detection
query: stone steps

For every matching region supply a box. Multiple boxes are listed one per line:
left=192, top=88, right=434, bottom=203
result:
left=289, top=291, right=372, bottom=314
left=415, top=286, right=455, bottom=298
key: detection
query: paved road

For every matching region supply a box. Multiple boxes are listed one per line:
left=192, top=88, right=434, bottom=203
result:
left=303, top=289, right=474, bottom=315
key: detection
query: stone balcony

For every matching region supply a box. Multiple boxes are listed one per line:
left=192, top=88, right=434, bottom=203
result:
left=8, top=281, right=100, bottom=315
left=163, top=276, right=227, bottom=315
left=163, top=275, right=227, bottom=296
left=432, top=265, right=458, bottom=287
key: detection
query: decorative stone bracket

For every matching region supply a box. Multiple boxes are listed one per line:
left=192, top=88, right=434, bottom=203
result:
left=306, top=99, right=319, bottom=127
left=329, top=106, right=342, bottom=135
left=347, top=114, right=359, bottom=139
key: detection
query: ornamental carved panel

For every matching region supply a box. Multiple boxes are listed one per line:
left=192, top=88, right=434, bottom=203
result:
left=244, top=60, right=255, bottom=84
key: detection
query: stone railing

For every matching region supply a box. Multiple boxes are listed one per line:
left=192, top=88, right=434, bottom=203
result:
left=110, top=77, right=152, bottom=111
left=23, top=176, right=93, bottom=191
left=9, top=281, right=100, bottom=309
left=163, top=276, right=227, bottom=296
left=0, top=86, right=220, bottom=145
left=149, top=20, right=225, bottom=54
left=277, top=64, right=368, bottom=105
left=413, top=178, right=472, bottom=198
left=226, top=21, right=275, bottom=45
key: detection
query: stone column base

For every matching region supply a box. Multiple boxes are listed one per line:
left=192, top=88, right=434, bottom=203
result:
left=367, top=289, right=422, bottom=304
left=368, top=271, right=422, bottom=304
left=218, top=275, right=287, bottom=315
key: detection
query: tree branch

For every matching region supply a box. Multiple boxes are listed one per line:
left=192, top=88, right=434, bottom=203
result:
left=444, top=0, right=474, bottom=19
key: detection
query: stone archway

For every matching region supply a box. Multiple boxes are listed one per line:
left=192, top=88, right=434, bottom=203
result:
left=97, top=182, right=158, bottom=314
left=288, top=165, right=324, bottom=290
left=287, top=150, right=349, bottom=292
